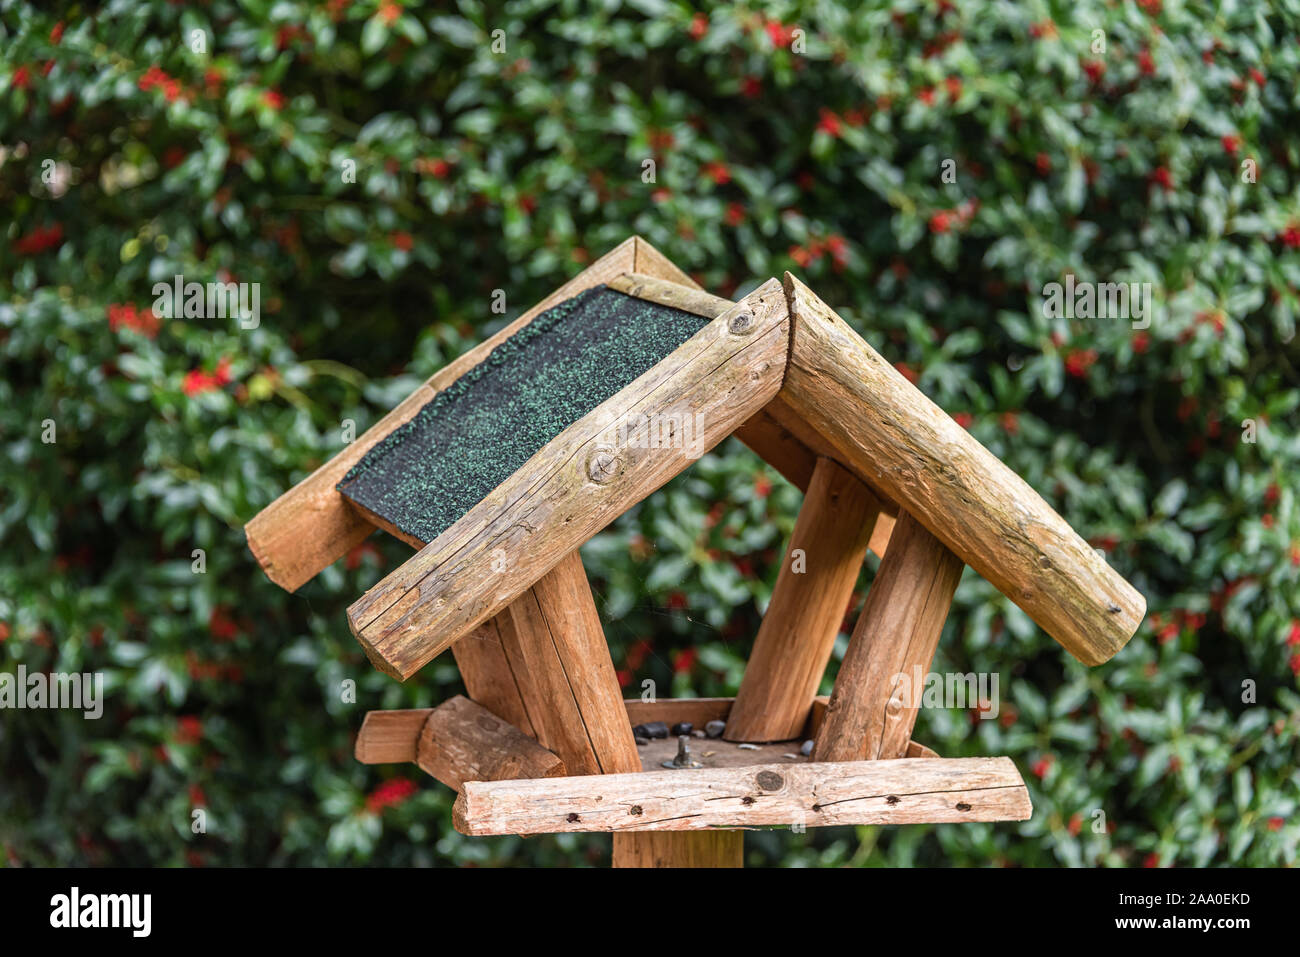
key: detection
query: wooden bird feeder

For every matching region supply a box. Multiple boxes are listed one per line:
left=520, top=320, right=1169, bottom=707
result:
left=245, top=236, right=1144, bottom=868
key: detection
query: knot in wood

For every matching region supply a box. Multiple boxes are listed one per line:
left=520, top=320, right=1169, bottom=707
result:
left=586, top=449, right=619, bottom=484
left=727, top=309, right=756, bottom=336
left=476, top=716, right=499, bottom=733
left=755, top=770, right=784, bottom=791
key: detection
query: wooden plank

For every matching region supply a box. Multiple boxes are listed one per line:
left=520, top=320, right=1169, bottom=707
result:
left=347, top=280, right=790, bottom=680
left=623, top=697, right=733, bottom=728
left=454, top=756, right=1031, bottom=835
left=504, top=551, right=642, bottom=776
left=632, top=236, right=703, bottom=290
left=244, top=238, right=641, bottom=592
left=726, top=457, right=884, bottom=742
left=415, top=695, right=563, bottom=791
left=780, top=272, right=1145, bottom=665
left=354, top=709, right=431, bottom=764
left=867, top=512, right=895, bottom=559
left=612, top=831, right=743, bottom=868
left=814, top=512, right=965, bottom=762
left=606, top=272, right=730, bottom=320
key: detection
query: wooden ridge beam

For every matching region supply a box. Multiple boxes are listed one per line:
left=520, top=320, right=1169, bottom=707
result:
left=453, top=756, right=1031, bottom=835
left=347, top=279, right=791, bottom=680
left=779, top=272, right=1145, bottom=665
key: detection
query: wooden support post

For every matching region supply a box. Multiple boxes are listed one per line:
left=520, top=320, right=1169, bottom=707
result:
left=505, top=550, right=741, bottom=866
left=814, top=512, right=965, bottom=763
left=504, top=551, right=641, bottom=776
left=725, top=457, right=885, bottom=741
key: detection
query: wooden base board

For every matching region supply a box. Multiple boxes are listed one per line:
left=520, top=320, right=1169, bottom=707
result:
left=454, top=756, right=1032, bottom=836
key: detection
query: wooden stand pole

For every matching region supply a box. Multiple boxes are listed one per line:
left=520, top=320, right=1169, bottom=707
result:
left=611, top=831, right=743, bottom=868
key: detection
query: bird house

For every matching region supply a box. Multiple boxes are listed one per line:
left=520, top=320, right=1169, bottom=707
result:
left=245, top=236, right=1144, bottom=868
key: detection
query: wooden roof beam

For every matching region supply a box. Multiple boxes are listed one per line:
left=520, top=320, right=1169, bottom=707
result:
left=779, top=272, right=1145, bottom=665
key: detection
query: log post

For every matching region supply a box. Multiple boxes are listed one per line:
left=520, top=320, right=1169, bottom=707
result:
left=725, top=457, right=885, bottom=741
left=504, top=551, right=640, bottom=776
left=814, top=511, right=965, bottom=763
left=611, top=832, right=743, bottom=868
left=415, top=696, right=563, bottom=791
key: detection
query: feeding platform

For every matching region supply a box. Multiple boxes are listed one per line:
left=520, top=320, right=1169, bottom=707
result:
left=245, top=236, right=1143, bottom=867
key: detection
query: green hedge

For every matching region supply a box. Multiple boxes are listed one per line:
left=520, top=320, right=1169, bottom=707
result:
left=2, top=0, right=1297, bottom=867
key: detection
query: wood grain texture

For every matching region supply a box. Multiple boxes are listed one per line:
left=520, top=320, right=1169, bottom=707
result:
left=356, top=524, right=539, bottom=737
left=450, top=615, right=536, bottom=737
left=454, top=756, right=1031, bottom=835
left=606, top=272, right=730, bottom=319
left=780, top=272, right=1145, bottom=665
left=732, top=406, right=819, bottom=493
left=354, top=709, right=433, bottom=764
left=504, top=551, right=641, bottom=776
left=623, top=697, right=734, bottom=727
left=415, top=695, right=563, bottom=791
left=609, top=272, right=821, bottom=500
left=348, top=280, right=790, bottom=680
left=244, top=237, right=641, bottom=592
left=806, top=695, right=939, bottom=755
left=867, top=511, right=895, bottom=559
left=814, top=512, right=965, bottom=762
left=632, top=236, right=704, bottom=290
left=612, top=831, right=743, bottom=868
left=725, top=457, right=883, bottom=742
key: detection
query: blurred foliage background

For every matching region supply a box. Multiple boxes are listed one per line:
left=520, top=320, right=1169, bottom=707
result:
left=2, top=0, right=1299, bottom=867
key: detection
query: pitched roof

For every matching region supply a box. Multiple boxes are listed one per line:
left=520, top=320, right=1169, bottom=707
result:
left=246, top=236, right=1144, bottom=682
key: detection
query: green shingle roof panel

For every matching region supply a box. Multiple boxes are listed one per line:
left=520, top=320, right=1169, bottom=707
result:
left=337, top=285, right=710, bottom=545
